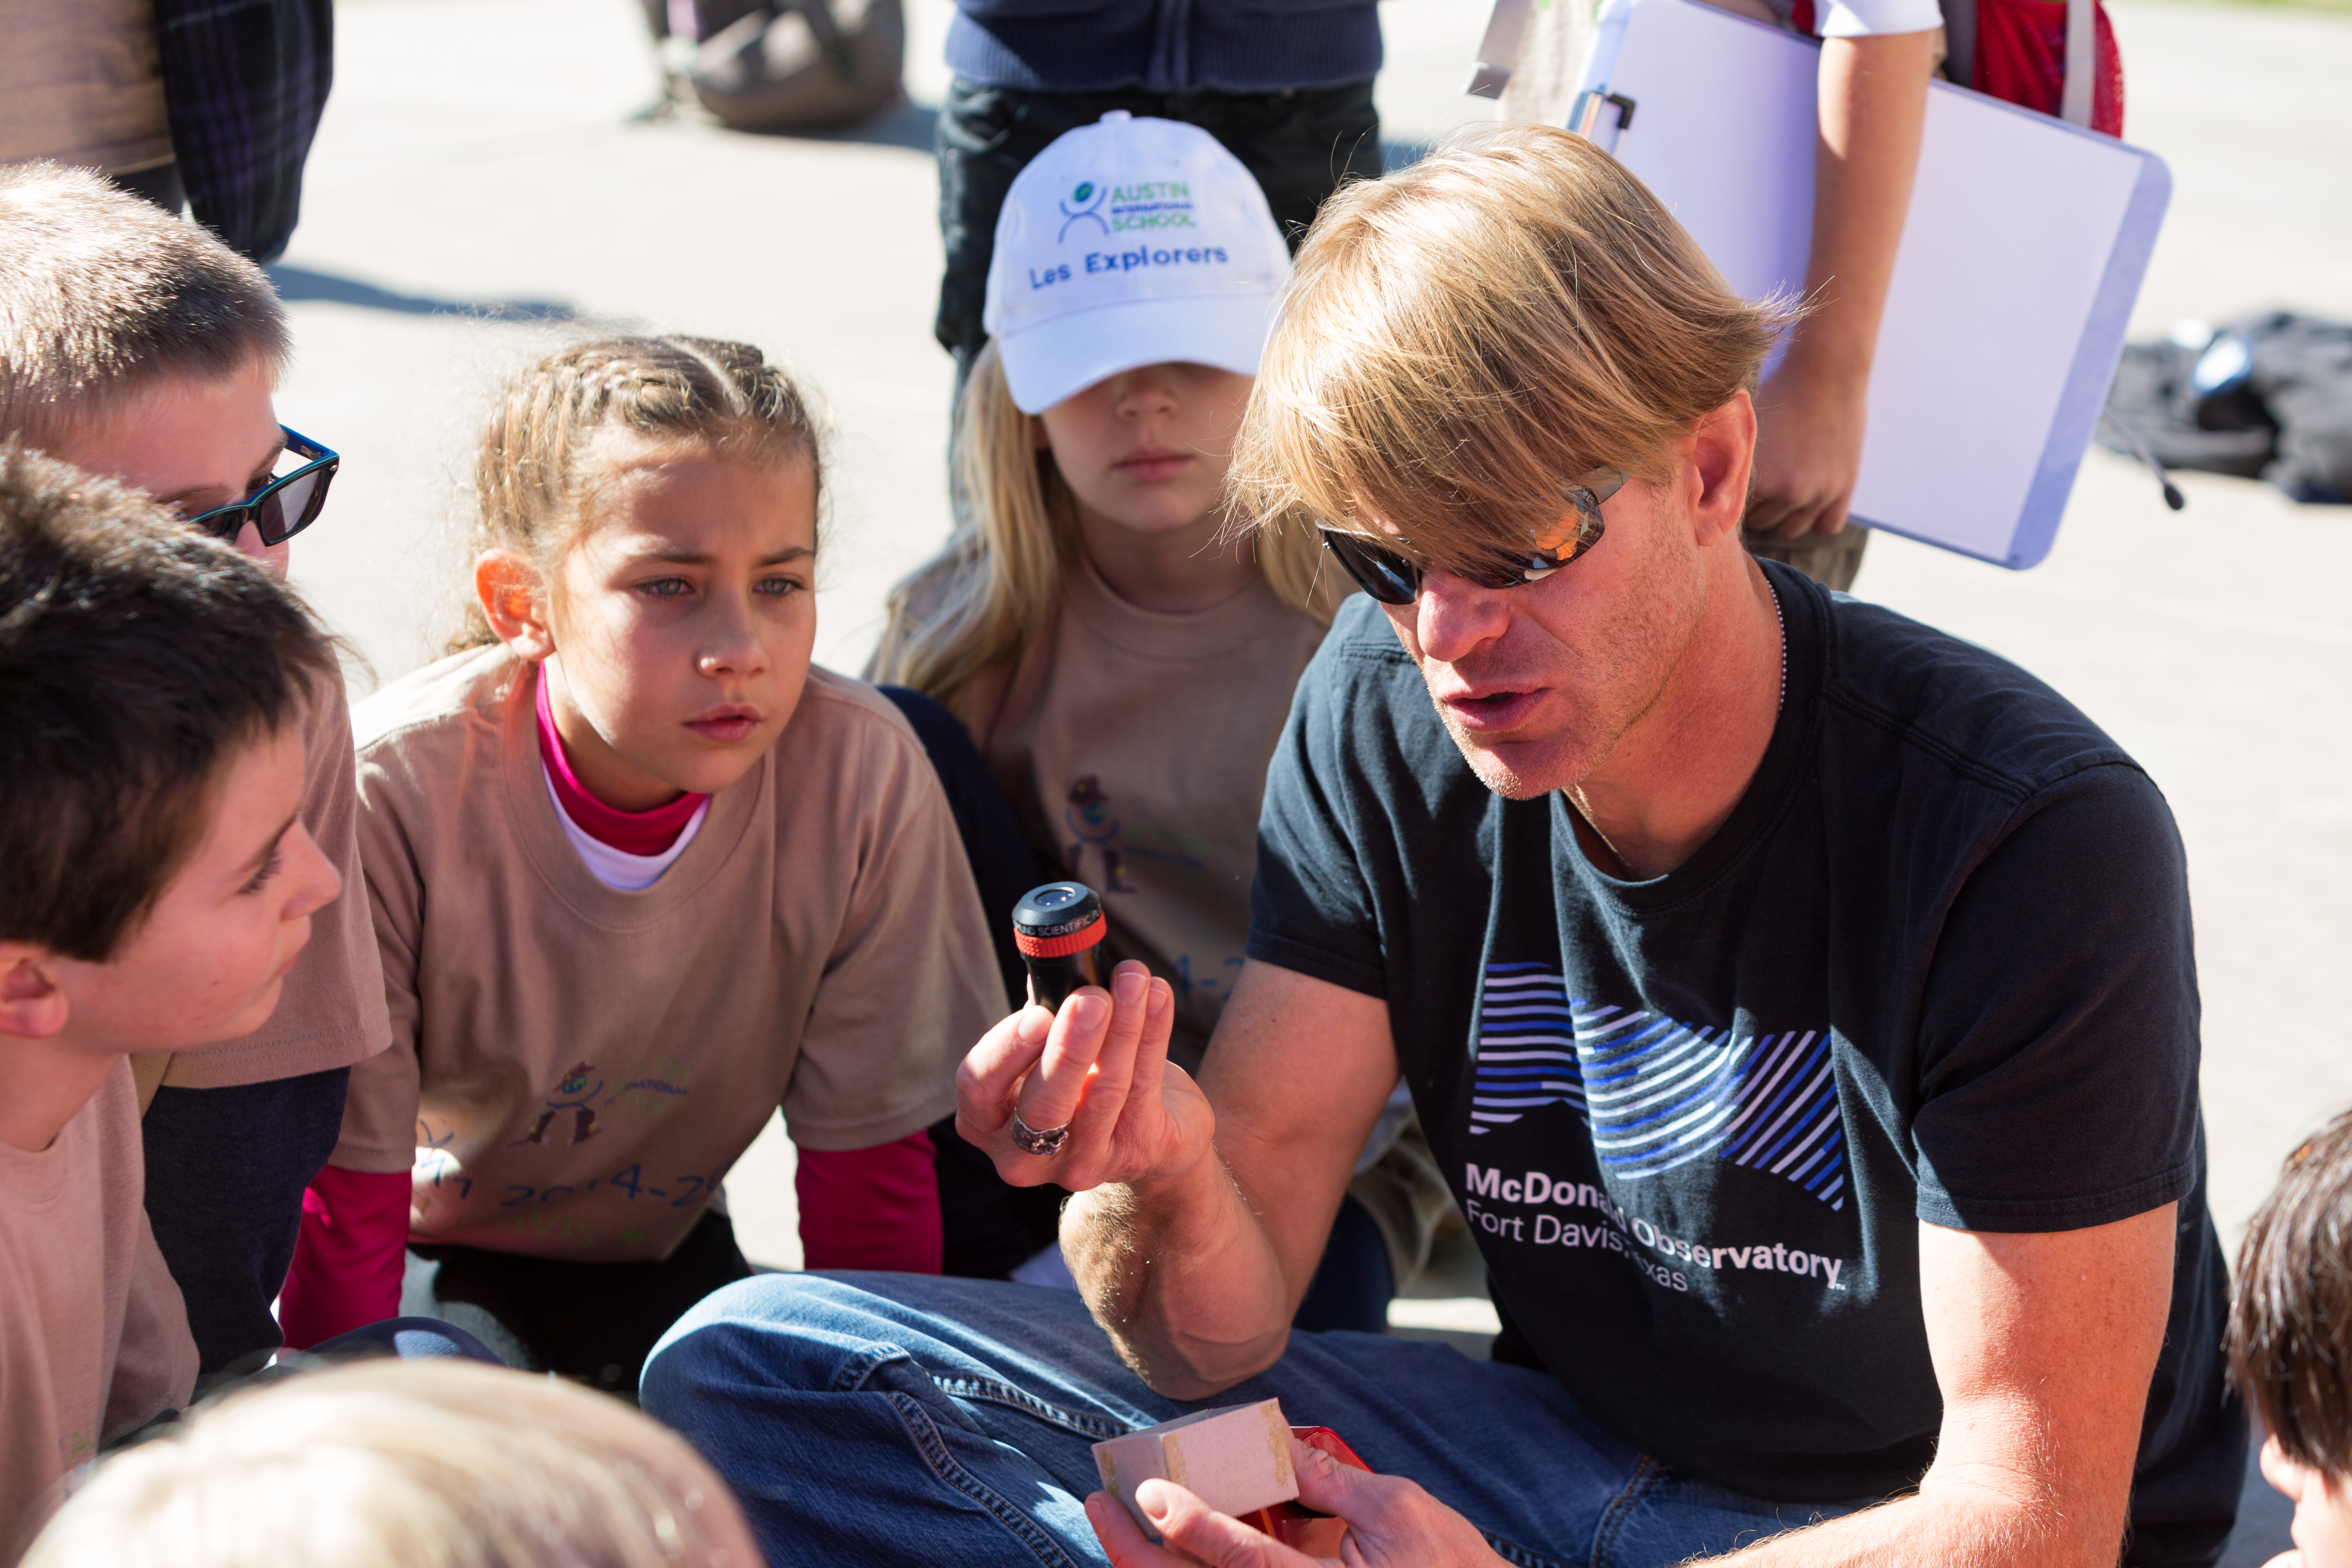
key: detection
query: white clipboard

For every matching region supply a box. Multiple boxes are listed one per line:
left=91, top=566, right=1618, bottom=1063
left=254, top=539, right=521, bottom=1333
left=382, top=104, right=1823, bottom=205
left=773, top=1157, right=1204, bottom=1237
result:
left=1569, top=0, right=2171, bottom=569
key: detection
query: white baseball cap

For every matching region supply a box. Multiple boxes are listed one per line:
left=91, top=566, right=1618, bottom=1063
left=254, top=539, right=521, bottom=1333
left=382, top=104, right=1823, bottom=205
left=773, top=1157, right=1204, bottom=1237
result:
left=982, top=111, right=1293, bottom=415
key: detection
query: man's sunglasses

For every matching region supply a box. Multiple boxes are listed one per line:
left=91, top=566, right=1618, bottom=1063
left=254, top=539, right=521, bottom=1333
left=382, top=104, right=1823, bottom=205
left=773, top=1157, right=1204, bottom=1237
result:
left=1319, top=470, right=1626, bottom=606
left=189, top=427, right=339, bottom=548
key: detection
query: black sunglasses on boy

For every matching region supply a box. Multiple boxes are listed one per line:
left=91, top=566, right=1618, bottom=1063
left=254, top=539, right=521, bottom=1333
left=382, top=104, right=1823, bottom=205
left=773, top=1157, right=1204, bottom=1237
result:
left=189, top=427, right=340, bottom=548
left=1321, top=469, right=1627, bottom=606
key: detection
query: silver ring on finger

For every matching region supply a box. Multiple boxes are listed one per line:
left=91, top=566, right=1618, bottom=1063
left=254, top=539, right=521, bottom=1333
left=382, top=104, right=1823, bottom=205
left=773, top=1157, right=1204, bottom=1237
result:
left=1009, top=1111, right=1071, bottom=1157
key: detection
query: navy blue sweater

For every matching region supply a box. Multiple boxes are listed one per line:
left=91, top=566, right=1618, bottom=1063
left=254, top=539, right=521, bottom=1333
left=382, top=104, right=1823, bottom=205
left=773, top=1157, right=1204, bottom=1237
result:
left=947, top=0, right=1382, bottom=94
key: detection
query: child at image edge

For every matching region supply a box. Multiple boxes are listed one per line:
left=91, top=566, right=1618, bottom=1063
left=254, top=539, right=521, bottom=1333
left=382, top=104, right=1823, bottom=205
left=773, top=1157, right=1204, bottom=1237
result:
left=288, top=337, right=1002, bottom=1389
left=24, top=1360, right=760, bottom=1568
left=2230, top=1105, right=2352, bottom=1568
left=0, top=448, right=342, bottom=1557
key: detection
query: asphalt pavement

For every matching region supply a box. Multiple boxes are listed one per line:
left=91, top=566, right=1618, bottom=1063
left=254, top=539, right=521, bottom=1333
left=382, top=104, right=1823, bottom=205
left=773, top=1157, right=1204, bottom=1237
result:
left=280, top=0, right=2352, bottom=1292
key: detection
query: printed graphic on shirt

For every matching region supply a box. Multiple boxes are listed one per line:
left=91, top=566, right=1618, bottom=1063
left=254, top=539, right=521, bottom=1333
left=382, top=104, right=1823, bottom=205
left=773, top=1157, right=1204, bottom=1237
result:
left=1470, top=963, right=1848, bottom=1209
left=614, top=1056, right=693, bottom=1118
left=497, top=1057, right=695, bottom=1152
left=510, top=1060, right=606, bottom=1148
left=1460, top=1162, right=1850, bottom=1294
left=1065, top=775, right=1138, bottom=893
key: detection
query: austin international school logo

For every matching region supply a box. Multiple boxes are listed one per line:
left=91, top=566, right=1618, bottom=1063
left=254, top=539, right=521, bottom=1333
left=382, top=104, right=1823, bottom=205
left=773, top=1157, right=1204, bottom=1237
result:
left=1059, top=180, right=1109, bottom=241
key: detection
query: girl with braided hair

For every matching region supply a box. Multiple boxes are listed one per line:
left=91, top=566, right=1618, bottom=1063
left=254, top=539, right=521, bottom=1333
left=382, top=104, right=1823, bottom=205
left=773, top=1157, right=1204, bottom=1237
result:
left=278, top=337, right=1002, bottom=1390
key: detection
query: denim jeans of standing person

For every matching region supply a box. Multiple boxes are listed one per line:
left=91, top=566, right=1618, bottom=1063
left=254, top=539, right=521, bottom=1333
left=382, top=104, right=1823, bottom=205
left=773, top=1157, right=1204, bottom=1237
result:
left=934, top=77, right=1383, bottom=390
left=641, top=1273, right=1871, bottom=1568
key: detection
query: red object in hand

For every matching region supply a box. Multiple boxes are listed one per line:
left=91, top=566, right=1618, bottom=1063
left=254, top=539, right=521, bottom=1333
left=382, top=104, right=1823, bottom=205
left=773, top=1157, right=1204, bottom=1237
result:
left=1238, top=1428, right=1374, bottom=1556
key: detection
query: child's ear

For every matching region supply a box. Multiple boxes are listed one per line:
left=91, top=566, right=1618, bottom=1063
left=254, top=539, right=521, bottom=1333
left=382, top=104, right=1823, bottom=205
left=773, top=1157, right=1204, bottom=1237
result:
left=0, top=948, right=70, bottom=1041
left=1031, top=414, right=1051, bottom=453
left=475, top=550, right=556, bottom=661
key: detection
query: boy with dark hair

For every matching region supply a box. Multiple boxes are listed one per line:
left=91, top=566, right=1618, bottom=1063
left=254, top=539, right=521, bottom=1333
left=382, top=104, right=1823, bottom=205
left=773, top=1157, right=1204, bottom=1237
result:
left=2230, top=1108, right=2352, bottom=1568
left=0, top=444, right=343, bottom=1559
left=0, top=158, right=390, bottom=1378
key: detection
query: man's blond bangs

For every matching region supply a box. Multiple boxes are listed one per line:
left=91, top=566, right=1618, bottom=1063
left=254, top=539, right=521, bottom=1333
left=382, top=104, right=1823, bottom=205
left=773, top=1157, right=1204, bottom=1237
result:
left=1232, top=124, right=1791, bottom=570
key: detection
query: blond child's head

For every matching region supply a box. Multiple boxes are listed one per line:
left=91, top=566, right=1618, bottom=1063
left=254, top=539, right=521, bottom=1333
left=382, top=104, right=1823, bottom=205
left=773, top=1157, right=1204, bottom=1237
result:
left=23, top=1359, right=761, bottom=1568
left=2232, top=1107, right=2352, bottom=1568
left=872, top=115, right=1342, bottom=705
left=459, top=335, right=826, bottom=811
left=0, top=162, right=318, bottom=572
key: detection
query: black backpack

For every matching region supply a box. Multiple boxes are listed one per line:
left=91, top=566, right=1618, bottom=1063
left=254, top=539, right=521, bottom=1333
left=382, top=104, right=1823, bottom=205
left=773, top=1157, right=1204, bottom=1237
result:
left=2102, top=312, right=2352, bottom=505
left=641, top=0, right=904, bottom=132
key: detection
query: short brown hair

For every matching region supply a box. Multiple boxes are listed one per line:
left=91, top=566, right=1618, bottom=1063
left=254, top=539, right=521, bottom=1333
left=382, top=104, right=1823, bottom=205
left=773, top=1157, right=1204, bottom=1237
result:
left=453, top=334, right=825, bottom=650
left=1229, top=123, right=1789, bottom=572
left=2229, top=1106, right=2352, bottom=1477
left=0, top=161, right=290, bottom=448
left=0, top=444, right=336, bottom=962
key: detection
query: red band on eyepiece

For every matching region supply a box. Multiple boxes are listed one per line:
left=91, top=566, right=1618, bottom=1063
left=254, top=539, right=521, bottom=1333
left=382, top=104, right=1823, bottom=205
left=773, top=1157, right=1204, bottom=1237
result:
left=1013, top=918, right=1108, bottom=959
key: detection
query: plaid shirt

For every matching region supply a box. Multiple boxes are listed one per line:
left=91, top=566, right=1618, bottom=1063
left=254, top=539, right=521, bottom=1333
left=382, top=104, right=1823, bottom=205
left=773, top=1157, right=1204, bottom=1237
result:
left=154, top=0, right=332, bottom=263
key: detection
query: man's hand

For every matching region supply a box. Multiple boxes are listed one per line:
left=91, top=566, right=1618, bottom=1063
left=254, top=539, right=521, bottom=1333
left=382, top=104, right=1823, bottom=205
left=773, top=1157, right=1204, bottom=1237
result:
left=956, top=960, right=1212, bottom=1194
left=1004, top=960, right=1395, bottom=1397
left=1085, top=1435, right=1509, bottom=1568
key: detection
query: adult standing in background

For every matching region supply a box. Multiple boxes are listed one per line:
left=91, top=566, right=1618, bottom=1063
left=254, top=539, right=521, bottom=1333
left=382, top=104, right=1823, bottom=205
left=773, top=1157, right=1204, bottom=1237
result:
left=933, top=0, right=1385, bottom=389
left=0, top=0, right=332, bottom=263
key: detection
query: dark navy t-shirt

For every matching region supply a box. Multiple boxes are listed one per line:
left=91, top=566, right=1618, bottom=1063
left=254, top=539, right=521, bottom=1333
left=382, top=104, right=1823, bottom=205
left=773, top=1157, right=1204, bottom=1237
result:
left=1248, top=564, right=2240, bottom=1550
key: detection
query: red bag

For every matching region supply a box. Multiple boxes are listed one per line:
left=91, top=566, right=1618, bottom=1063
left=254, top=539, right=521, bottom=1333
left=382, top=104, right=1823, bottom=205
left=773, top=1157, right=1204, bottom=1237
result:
left=1972, top=0, right=2124, bottom=134
left=1785, top=0, right=2125, bottom=137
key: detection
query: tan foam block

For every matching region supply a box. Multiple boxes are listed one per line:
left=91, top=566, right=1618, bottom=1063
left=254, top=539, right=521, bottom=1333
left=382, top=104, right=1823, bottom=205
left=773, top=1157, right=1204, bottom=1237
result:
left=1091, top=1398, right=1299, bottom=1537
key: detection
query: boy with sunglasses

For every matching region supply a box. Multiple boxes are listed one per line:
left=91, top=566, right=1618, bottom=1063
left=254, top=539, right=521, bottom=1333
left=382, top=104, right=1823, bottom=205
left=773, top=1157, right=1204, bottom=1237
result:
left=644, top=124, right=2240, bottom=1568
left=0, top=161, right=390, bottom=1386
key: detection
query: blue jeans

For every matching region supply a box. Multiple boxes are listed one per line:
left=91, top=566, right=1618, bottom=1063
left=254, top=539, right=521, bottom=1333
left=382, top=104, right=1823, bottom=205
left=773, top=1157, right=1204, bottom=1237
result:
left=642, top=1274, right=1868, bottom=1568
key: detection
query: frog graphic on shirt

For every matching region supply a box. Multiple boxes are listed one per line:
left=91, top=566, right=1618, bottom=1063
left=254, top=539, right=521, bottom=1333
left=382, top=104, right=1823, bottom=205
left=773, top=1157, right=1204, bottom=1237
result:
left=510, top=1060, right=604, bottom=1147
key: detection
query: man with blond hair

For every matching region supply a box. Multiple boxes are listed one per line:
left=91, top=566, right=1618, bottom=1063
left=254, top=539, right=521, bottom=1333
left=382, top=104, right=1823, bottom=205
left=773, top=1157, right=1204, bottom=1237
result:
left=646, top=124, right=2241, bottom=1568
left=0, top=160, right=391, bottom=1383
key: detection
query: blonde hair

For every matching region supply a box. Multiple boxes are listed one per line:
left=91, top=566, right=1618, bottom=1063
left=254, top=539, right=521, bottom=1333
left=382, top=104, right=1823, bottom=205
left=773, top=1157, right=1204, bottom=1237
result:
left=869, top=341, right=1341, bottom=707
left=1229, top=122, right=1791, bottom=572
left=21, top=1360, right=756, bottom=1568
left=453, top=334, right=825, bottom=651
left=0, top=162, right=290, bottom=447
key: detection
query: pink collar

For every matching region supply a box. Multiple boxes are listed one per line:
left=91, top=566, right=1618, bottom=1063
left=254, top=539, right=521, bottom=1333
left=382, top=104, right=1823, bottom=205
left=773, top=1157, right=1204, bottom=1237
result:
left=535, top=667, right=707, bottom=856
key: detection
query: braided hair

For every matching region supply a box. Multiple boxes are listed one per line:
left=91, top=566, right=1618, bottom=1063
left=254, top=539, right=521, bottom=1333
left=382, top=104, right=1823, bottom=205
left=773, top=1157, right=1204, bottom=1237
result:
left=452, top=336, right=823, bottom=651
